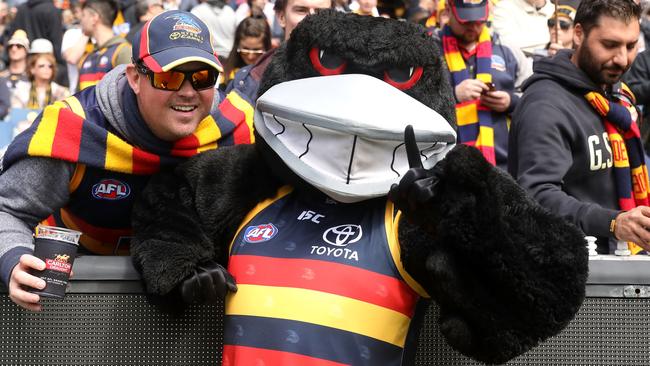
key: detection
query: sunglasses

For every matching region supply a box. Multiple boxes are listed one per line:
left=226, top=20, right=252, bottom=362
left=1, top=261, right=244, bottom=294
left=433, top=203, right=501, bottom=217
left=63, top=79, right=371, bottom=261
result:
left=135, top=61, right=218, bottom=91
left=547, top=18, right=572, bottom=31
left=237, top=48, right=265, bottom=55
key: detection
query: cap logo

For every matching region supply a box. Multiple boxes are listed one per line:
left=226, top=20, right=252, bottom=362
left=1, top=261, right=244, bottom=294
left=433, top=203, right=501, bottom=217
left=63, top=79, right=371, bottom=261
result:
left=167, top=14, right=204, bottom=43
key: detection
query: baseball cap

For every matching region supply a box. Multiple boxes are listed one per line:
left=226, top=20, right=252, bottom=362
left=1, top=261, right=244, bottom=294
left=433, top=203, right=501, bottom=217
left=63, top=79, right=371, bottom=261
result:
left=132, top=10, right=222, bottom=73
left=8, top=29, right=29, bottom=50
left=450, top=0, right=488, bottom=23
left=556, top=4, right=576, bottom=21
left=29, top=38, right=54, bottom=54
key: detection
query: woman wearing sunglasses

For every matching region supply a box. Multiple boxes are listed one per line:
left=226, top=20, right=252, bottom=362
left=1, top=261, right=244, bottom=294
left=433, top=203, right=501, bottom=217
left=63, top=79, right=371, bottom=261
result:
left=11, top=40, right=70, bottom=111
left=220, top=13, right=271, bottom=90
left=545, top=4, right=576, bottom=57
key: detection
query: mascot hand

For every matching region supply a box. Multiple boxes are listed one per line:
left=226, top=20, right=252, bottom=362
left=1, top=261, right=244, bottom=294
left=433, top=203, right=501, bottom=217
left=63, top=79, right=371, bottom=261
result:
left=389, top=125, right=442, bottom=220
left=180, top=262, right=237, bottom=304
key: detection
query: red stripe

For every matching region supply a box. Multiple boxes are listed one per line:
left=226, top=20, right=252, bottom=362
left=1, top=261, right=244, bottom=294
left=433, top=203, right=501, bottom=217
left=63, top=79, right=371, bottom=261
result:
left=222, top=345, right=347, bottom=366
left=171, top=133, right=200, bottom=157
left=619, top=197, right=636, bottom=211
left=219, top=98, right=250, bottom=144
left=132, top=148, right=160, bottom=174
left=51, top=109, right=83, bottom=161
left=139, top=21, right=150, bottom=60
left=78, top=72, right=106, bottom=82
left=228, top=255, right=418, bottom=316
left=44, top=215, right=57, bottom=226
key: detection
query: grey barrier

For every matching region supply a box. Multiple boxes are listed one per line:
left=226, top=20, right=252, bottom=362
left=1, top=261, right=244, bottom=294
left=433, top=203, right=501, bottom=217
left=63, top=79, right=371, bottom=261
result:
left=1, top=255, right=649, bottom=365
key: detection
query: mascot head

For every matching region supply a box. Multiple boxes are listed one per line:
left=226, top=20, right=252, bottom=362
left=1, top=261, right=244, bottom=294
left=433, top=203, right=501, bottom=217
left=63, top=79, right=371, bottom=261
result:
left=254, top=10, right=457, bottom=203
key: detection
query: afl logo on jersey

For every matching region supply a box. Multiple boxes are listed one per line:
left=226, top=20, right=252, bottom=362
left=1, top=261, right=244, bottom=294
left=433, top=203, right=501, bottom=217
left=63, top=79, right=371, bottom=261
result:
left=244, top=223, right=278, bottom=243
left=92, top=179, right=131, bottom=200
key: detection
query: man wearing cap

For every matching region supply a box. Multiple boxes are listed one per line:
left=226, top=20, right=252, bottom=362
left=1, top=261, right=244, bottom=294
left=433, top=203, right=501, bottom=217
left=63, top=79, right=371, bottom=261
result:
left=0, top=10, right=252, bottom=311
left=510, top=0, right=649, bottom=254
left=0, top=30, right=30, bottom=91
left=434, top=0, right=526, bottom=170
left=77, top=0, right=132, bottom=91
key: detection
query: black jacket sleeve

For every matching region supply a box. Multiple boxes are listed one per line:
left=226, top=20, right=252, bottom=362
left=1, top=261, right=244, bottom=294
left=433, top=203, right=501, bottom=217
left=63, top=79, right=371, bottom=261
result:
left=131, top=145, right=282, bottom=297
left=624, top=49, right=650, bottom=107
left=399, top=145, right=588, bottom=364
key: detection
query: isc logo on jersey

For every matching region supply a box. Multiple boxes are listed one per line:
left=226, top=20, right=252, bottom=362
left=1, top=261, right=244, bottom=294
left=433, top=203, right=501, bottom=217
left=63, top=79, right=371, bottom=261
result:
left=92, top=179, right=131, bottom=200
left=244, top=223, right=278, bottom=243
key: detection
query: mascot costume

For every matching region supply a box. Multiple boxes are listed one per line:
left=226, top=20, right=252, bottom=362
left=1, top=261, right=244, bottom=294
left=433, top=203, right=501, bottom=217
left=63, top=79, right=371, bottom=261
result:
left=132, top=10, right=588, bottom=366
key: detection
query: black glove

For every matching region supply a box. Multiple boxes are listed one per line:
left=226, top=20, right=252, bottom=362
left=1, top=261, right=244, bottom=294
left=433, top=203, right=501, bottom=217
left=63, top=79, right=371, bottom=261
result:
left=179, top=261, right=237, bottom=304
left=388, top=125, right=442, bottom=219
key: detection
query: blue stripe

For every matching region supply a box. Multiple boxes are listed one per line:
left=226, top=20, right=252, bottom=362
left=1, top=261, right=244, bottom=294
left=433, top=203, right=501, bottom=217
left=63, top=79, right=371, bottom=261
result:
left=457, top=124, right=479, bottom=143
left=614, top=167, right=633, bottom=198
left=79, top=117, right=107, bottom=168
left=214, top=111, right=236, bottom=147
left=224, top=315, right=404, bottom=366
left=475, top=57, right=491, bottom=73
left=607, top=104, right=632, bottom=130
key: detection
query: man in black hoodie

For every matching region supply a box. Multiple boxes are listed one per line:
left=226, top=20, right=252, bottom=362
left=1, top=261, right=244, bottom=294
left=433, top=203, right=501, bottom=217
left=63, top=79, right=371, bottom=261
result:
left=509, top=0, right=650, bottom=254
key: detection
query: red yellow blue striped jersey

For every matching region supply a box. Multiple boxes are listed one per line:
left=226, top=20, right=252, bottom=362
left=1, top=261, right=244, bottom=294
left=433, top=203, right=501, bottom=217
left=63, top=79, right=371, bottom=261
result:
left=224, top=187, right=429, bottom=366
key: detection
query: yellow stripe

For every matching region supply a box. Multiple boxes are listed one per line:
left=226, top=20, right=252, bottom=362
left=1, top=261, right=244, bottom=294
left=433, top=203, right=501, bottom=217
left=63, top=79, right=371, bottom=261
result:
left=68, top=164, right=86, bottom=193
left=476, top=72, right=492, bottom=84
left=227, top=91, right=256, bottom=143
left=226, top=284, right=411, bottom=347
left=104, top=133, right=134, bottom=173
left=194, top=116, right=222, bottom=153
left=632, top=165, right=649, bottom=200
left=27, top=105, right=60, bottom=156
left=385, top=202, right=430, bottom=298
left=476, top=126, right=495, bottom=148
left=610, top=134, right=630, bottom=168
left=456, top=102, right=478, bottom=126
left=445, top=51, right=466, bottom=72
left=229, top=185, right=293, bottom=253
left=63, top=96, right=86, bottom=118
left=111, top=43, right=128, bottom=67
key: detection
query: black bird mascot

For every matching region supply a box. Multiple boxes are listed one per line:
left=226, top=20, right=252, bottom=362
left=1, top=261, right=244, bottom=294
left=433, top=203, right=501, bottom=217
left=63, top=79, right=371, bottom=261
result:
left=131, top=10, right=588, bottom=366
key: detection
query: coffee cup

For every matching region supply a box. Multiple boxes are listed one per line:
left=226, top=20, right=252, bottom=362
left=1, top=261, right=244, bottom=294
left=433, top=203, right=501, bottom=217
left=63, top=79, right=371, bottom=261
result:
left=29, top=225, right=81, bottom=298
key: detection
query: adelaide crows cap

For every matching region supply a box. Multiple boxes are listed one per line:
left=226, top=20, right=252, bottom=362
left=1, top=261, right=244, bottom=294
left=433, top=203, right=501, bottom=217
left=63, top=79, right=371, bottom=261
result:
left=450, top=0, right=489, bottom=23
left=132, top=10, right=223, bottom=72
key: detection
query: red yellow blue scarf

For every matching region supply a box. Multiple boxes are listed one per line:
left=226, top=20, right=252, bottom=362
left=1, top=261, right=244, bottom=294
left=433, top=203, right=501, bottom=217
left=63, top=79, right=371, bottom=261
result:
left=2, top=96, right=228, bottom=174
left=441, top=25, right=495, bottom=165
left=585, top=84, right=649, bottom=254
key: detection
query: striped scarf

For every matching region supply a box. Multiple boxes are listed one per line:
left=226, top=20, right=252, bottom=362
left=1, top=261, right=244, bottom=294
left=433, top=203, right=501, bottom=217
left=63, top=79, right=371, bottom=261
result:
left=585, top=84, right=649, bottom=254
left=441, top=25, right=495, bottom=165
left=2, top=96, right=224, bottom=175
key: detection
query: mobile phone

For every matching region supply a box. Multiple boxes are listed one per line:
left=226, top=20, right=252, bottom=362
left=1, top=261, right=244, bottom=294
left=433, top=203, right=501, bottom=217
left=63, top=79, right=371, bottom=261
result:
left=482, top=82, right=496, bottom=94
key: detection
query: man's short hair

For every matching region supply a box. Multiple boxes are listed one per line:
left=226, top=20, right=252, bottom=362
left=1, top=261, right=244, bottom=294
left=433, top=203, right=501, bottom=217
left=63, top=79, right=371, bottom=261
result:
left=574, top=0, right=641, bottom=35
left=273, top=0, right=287, bottom=13
left=83, top=0, right=119, bottom=27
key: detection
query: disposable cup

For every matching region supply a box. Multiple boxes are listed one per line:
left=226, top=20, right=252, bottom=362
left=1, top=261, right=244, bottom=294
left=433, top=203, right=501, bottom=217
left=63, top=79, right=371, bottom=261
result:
left=28, top=225, right=81, bottom=298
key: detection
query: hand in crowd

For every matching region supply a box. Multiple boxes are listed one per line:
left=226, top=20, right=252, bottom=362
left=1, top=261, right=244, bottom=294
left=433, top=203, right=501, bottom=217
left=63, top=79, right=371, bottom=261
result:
left=9, top=254, right=46, bottom=311
left=613, top=206, right=650, bottom=251
left=455, top=79, right=489, bottom=102
left=547, top=43, right=564, bottom=57
left=480, top=90, right=511, bottom=113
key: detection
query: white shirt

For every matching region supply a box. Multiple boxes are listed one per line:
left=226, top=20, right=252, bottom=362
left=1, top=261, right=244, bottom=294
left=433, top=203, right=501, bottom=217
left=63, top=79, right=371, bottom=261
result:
left=491, top=0, right=554, bottom=55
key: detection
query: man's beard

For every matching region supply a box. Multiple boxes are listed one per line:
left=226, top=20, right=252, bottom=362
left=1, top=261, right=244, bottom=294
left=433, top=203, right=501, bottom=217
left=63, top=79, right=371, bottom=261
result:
left=576, top=44, right=627, bottom=87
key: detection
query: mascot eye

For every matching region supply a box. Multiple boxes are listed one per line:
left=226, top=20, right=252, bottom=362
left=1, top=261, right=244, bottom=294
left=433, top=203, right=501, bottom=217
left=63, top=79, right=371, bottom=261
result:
left=309, top=47, right=347, bottom=76
left=384, top=66, right=424, bottom=90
